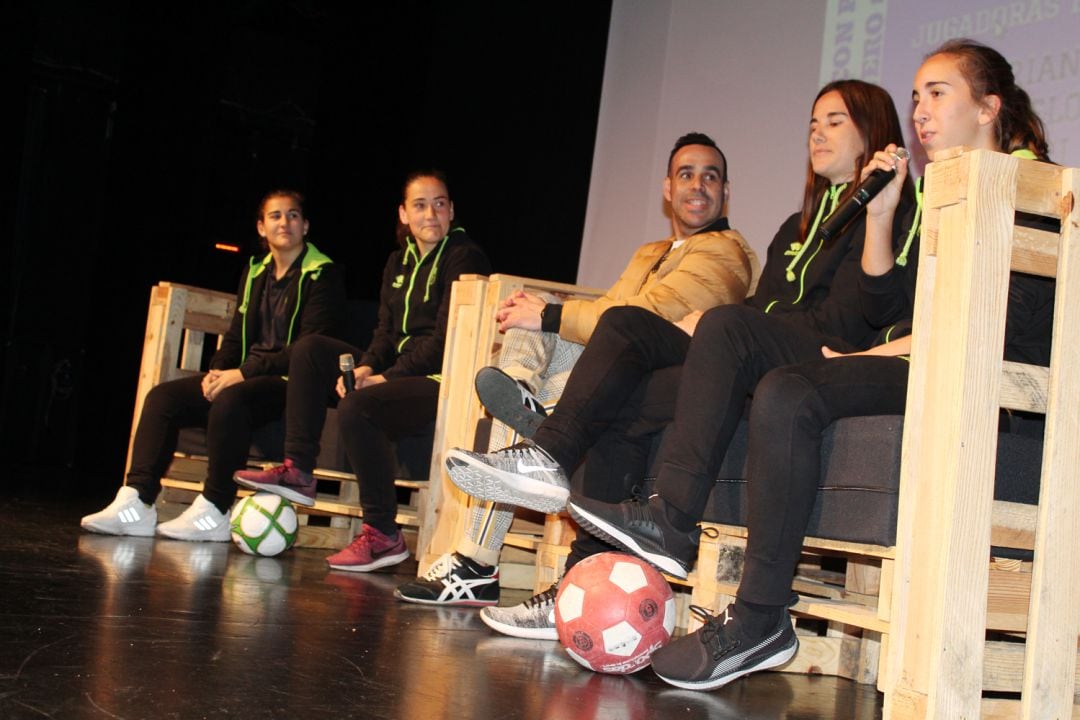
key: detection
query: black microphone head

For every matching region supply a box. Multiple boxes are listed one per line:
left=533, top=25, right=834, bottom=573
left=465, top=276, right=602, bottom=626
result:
left=339, top=354, right=355, bottom=372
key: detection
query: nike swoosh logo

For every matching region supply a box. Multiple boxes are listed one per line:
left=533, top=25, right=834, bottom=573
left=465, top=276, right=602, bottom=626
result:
left=516, top=461, right=553, bottom=474
left=372, top=545, right=403, bottom=559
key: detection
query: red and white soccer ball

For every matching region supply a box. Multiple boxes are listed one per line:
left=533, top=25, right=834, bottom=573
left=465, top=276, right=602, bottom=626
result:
left=555, top=552, right=675, bottom=674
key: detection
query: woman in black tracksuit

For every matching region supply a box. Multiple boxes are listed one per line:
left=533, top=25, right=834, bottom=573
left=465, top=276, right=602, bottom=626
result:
left=236, top=171, right=490, bottom=571
left=81, top=190, right=346, bottom=541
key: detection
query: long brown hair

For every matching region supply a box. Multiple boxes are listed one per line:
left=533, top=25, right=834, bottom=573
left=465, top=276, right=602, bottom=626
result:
left=799, top=80, right=912, bottom=240
left=929, top=39, right=1050, bottom=161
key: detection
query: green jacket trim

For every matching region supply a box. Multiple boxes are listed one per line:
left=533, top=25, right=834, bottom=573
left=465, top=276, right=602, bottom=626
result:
left=237, top=242, right=334, bottom=364
left=396, top=227, right=462, bottom=355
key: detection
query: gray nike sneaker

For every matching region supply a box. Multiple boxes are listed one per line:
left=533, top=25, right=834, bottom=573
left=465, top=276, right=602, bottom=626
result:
left=480, top=583, right=559, bottom=640
left=444, top=441, right=570, bottom=514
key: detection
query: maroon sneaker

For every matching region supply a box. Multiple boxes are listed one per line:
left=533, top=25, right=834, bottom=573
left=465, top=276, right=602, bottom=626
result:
left=234, top=459, right=317, bottom=507
left=327, top=524, right=410, bottom=572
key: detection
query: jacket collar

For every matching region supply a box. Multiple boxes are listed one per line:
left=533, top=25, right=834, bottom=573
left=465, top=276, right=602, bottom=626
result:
left=690, top=216, right=731, bottom=236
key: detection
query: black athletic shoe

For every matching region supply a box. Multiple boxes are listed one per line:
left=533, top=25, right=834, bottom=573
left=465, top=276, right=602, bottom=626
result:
left=394, top=552, right=500, bottom=607
left=566, top=494, right=697, bottom=579
left=475, top=366, right=547, bottom=439
left=651, top=604, right=798, bottom=691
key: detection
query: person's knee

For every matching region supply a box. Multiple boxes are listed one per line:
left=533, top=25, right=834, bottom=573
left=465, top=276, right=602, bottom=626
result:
left=597, top=305, right=655, bottom=333
left=142, top=378, right=195, bottom=416
left=697, top=304, right=754, bottom=337
left=751, top=368, right=821, bottom=430
left=290, top=334, right=334, bottom=366
left=208, top=383, right=250, bottom=420
left=142, top=381, right=173, bottom=411
left=337, top=389, right=379, bottom=433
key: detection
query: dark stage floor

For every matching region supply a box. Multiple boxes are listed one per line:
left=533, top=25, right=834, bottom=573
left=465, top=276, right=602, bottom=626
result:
left=0, top=494, right=883, bottom=719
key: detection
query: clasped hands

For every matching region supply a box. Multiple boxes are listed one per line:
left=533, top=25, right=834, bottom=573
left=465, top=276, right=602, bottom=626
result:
left=496, top=290, right=546, bottom=333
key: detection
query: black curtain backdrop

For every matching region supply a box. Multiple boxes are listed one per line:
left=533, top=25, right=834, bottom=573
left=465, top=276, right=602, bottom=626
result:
left=1, top=1, right=612, bottom=494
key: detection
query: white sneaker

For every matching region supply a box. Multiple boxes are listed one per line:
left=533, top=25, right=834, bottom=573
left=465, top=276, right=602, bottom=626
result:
left=156, top=494, right=231, bottom=542
left=444, top=441, right=570, bottom=514
left=81, top=486, right=157, bottom=537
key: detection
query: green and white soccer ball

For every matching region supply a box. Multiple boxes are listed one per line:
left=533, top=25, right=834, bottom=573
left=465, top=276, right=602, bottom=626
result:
left=230, top=492, right=299, bottom=556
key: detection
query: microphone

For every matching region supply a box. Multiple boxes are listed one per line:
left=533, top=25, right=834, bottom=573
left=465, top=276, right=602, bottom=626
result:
left=818, top=148, right=910, bottom=241
left=339, top=354, right=355, bottom=395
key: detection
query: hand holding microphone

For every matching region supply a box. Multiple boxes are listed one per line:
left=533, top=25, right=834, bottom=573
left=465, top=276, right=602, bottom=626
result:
left=338, top=354, right=356, bottom=397
left=818, top=147, right=910, bottom=241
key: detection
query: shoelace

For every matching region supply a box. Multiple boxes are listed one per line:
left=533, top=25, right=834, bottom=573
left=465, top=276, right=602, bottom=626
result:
left=525, top=583, right=559, bottom=609
left=621, top=488, right=705, bottom=546
left=690, top=604, right=740, bottom=660
left=422, top=553, right=462, bottom=580
left=497, top=442, right=553, bottom=464
left=346, top=529, right=378, bottom=552
left=499, top=442, right=534, bottom=455
left=618, top=496, right=655, bottom=524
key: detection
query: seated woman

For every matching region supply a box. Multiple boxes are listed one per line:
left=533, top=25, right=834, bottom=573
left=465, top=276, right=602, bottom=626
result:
left=236, top=171, right=491, bottom=571
left=81, top=190, right=345, bottom=540
left=446, top=79, right=914, bottom=638
left=596, top=39, right=1055, bottom=691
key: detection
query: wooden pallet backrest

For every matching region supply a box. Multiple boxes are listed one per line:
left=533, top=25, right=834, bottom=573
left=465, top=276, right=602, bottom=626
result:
left=126, top=283, right=235, bottom=473
left=417, top=274, right=604, bottom=573
left=886, top=148, right=1080, bottom=718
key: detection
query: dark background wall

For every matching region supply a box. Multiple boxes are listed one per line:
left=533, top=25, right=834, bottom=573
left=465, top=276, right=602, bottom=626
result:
left=1, top=1, right=612, bottom=495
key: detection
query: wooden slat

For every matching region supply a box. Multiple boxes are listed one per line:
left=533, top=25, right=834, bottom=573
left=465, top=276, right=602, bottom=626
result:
left=126, top=285, right=187, bottom=475
left=879, top=558, right=894, bottom=622
left=986, top=563, right=1033, bottom=633
left=1000, top=361, right=1049, bottom=413
left=159, top=478, right=419, bottom=527
left=701, top=522, right=895, bottom=559
left=884, top=205, right=939, bottom=708
left=795, top=597, right=889, bottom=634
left=779, top=635, right=844, bottom=678
left=485, top=272, right=606, bottom=302
left=705, top=577, right=888, bottom=633
left=296, top=525, right=352, bottom=549
left=1015, top=157, right=1067, bottom=217
left=923, top=146, right=1063, bottom=217
left=846, top=558, right=881, bottom=596
left=170, top=455, right=424, bottom=491
left=1020, top=171, right=1080, bottom=720
left=888, top=149, right=1018, bottom=718
left=180, top=329, right=205, bottom=372
left=1012, top=224, right=1059, bottom=278
left=985, top=641, right=1080, bottom=698
left=501, top=533, right=541, bottom=551
left=163, top=282, right=234, bottom=315
left=991, top=500, right=1038, bottom=551
left=921, top=147, right=971, bottom=212
left=981, top=698, right=1080, bottom=719
left=182, top=310, right=233, bottom=336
